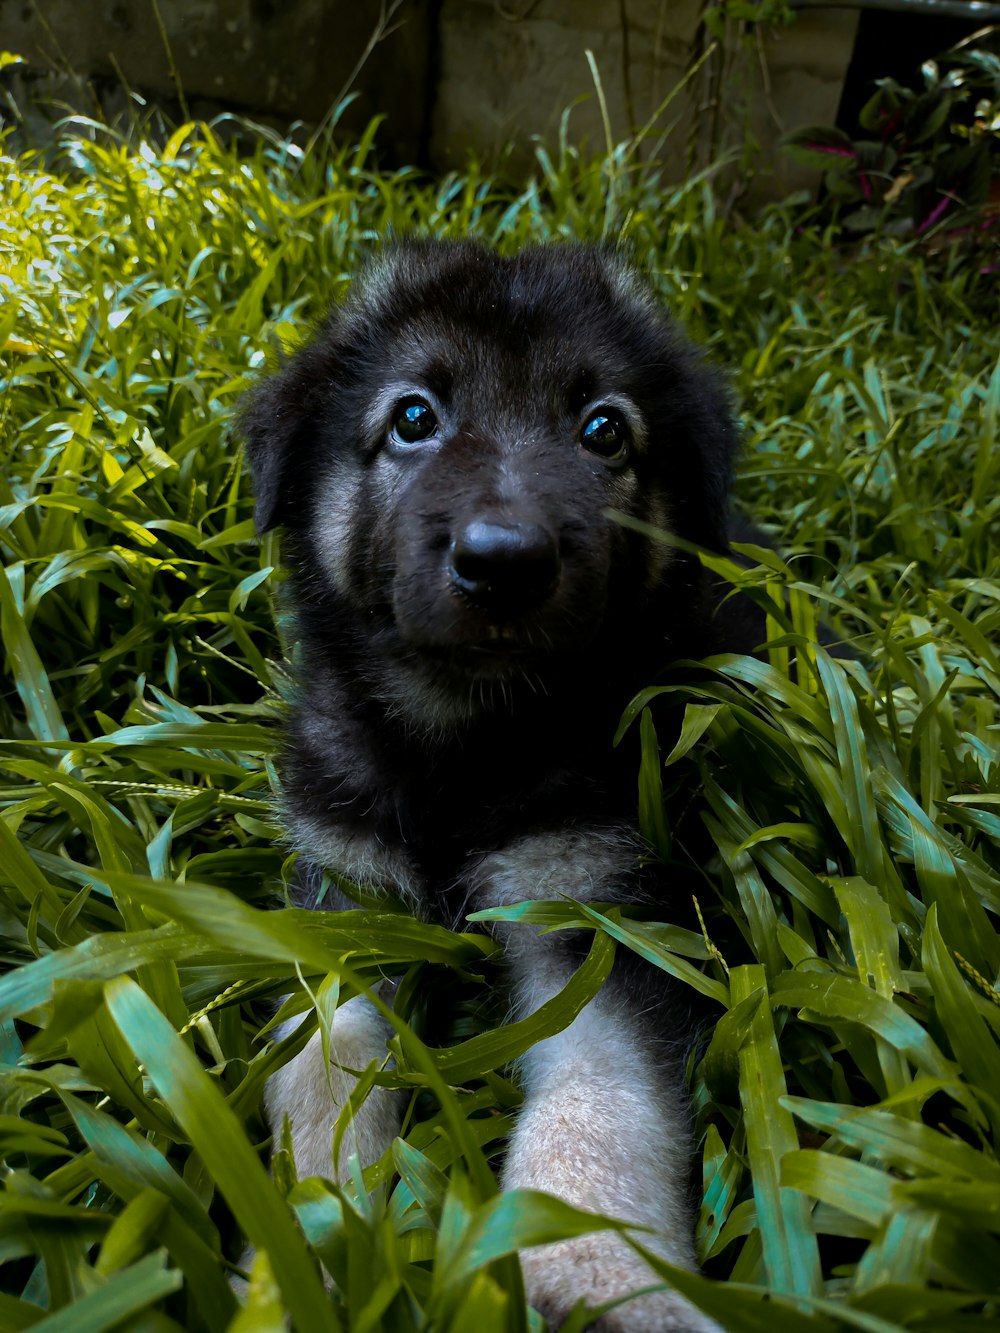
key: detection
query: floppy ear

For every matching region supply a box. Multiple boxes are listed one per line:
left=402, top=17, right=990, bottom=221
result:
left=238, top=336, right=333, bottom=533
left=239, top=375, right=288, bottom=533
left=648, top=340, right=739, bottom=556
left=688, top=363, right=740, bottom=555
left=602, top=252, right=740, bottom=557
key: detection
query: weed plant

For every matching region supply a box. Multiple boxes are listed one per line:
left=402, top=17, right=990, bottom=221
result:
left=0, top=113, right=998, bottom=1331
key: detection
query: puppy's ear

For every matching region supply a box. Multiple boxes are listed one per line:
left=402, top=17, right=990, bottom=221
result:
left=651, top=346, right=738, bottom=556
left=239, top=339, right=330, bottom=533
left=689, top=367, right=740, bottom=555
left=239, top=371, right=293, bottom=533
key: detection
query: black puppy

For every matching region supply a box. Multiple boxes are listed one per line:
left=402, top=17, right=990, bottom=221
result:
left=242, top=240, right=747, bottom=1331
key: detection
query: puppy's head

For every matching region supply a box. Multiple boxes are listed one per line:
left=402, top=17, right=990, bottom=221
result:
left=241, top=241, right=737, bottom=716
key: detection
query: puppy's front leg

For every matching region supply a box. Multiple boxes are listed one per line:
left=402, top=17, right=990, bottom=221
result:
left=504, top=944, right=722, bottom=1333
left=265, top=993, right=403, bottom=1185
left=236, top=994, right=403, bottom=1291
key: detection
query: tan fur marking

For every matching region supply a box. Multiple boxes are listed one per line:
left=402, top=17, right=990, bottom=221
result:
left=287, top=815, right=420, bottom=909
left=506, top=964, right=722, bottom=1332
left=472, top=828, right=640, bottom=911
left=265, top=994, right=403, bottom=1183
left=311, top=471, right=364, bottom=595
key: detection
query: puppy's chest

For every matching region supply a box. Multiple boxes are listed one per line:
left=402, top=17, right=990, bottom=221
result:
left=285, top=714, right=638, bottom=919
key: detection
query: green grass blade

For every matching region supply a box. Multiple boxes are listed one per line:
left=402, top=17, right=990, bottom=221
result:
left=102, top=976, right=335, bottom=1331
left=29, top=1251, right=180, bottom=1332
left=731, top=965, right=822, bottom=1298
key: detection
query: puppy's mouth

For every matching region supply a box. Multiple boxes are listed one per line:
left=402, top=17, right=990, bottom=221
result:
left=467, top=642, right=531, bottom=655
left=466, top=627, right=534, bottom=654
left=452, top=633, right=539, bottom=665
left=410, top=628, right=546, bottom=680
left=461, top=643, right=536, bottom=671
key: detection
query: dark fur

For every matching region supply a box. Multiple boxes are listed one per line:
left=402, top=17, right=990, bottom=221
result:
left=242, top=240, right=754, bottom=1331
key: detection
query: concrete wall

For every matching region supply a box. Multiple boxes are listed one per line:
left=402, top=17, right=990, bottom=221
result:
left=0, top=0, right=435, bottom=163
left=0, top=1, right=858, bottom=196
left=432, top=1, right=858, bottom=198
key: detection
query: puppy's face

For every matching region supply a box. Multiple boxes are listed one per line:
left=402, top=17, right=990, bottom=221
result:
left=242, top=243, right=735, bottom=711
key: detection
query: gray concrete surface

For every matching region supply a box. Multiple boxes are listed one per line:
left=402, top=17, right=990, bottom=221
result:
left=0, top=1, right=857, bottom=197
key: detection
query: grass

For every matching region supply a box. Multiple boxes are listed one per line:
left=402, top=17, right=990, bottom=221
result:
left=0, top=108, right=999, bottom=1331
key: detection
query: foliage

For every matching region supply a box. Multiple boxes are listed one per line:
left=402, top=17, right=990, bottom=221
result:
left=784, top=31, right=1000, bottom=266
left=702, top=0, right=795, bottom=40
left=0, top=107, right=999, bottom=1332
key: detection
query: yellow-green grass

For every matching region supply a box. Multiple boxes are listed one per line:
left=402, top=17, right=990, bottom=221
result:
left=0, top=114, right=998, bottom=1330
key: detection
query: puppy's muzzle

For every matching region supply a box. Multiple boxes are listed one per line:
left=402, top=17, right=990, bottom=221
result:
left=449, top=517, right=559, bottom=617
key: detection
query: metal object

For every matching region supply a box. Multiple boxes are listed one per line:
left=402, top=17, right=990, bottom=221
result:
left=789, top=0, right=1000, bottom=18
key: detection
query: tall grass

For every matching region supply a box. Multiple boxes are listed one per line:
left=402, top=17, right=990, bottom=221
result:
left=0, top=112, right=998, bottom=1331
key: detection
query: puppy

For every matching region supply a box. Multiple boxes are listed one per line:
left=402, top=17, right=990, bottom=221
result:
left=241, top=240, right=750, bottom=1331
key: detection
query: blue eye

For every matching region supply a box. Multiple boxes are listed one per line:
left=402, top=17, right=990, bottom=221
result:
left=390, top=397, right=438, bottom=446
left=581, top=409, right=630, bottom=463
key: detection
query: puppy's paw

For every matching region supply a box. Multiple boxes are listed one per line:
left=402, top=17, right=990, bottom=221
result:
left=522, top=1234, right=723, bottom=1333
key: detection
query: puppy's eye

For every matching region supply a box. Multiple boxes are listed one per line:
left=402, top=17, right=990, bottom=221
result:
left=390, top=397, right=439, bottom=447
left=580, top=409, right=630, bottom=464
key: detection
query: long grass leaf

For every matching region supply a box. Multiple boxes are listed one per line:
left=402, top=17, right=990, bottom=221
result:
left=731, top=965, right=822, bottom=1297
left=102, top=977, right=335, bottom=1330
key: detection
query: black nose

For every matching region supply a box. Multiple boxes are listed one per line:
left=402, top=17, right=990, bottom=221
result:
left=450, top=519, right=559, bottom=613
